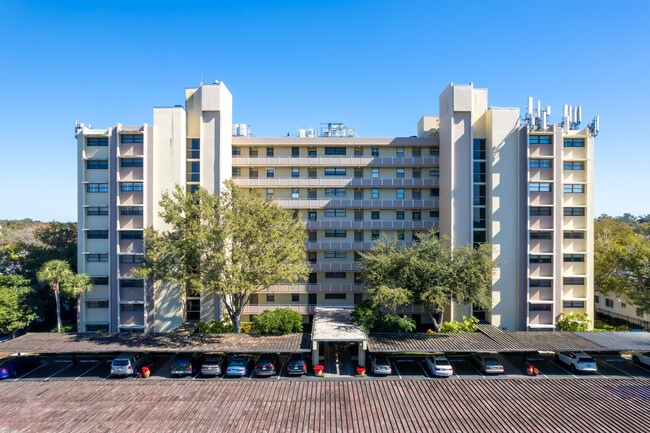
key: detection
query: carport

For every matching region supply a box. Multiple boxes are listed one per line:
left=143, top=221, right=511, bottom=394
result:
left=311, top=307, right=368, bottom=368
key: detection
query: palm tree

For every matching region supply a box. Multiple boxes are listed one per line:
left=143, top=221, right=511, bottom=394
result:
left=62, top=273, right=93, bottom=332
left=37, top=260, right=72, bottom=333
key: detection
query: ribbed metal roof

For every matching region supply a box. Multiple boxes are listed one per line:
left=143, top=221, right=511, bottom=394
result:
left=573, top=331, right=650, bottom=351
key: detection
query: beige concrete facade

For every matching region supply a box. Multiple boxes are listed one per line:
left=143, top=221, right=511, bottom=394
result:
left=76, top=81, right=596, bottom=332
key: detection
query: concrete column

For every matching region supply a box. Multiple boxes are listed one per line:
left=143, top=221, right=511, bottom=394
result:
left=358, top=341, right=366, bottom=367
left=312, top=340, right=319, bottom=366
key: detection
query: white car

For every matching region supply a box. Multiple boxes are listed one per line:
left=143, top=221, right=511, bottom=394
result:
left=470, top=353, right=504, bottom=374
left=555, top=352, right=598, bottom=373
left=426, top=356, right=453, bottom=377
left=632, top=352, right=650, bottom=367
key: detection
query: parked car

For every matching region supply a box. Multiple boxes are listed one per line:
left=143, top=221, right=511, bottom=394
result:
left=286, top=353, right=308, bottom=375
left=200, top=354, right=225, bottom=376
left=426, top=355, right=453, bottom=377
left=171, top=355, right=194, bottom=376
left=471, top=353, right=504, bottom=374
left=371, top=355, right=392, bottom=375
left=632, top=352, right=650, bottom=367
left=254, top=353, right=279, bottom=377
left=111, top=352, right=150, bottom=377
left=0, top=355, right=40, bottom=379
left=226, top=355, right=250, bottom=377
left=555, top=352, right=598, bottom=373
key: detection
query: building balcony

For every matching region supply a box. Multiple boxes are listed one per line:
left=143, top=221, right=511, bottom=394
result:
left=529, top=167, right=554, bottom=182
left=118, top=143, right=144, bottom=157
left=306, top=241, right=394, bottom=251
left=267, top=283, right=364, bottom=293
left=83, top=147, right=109, bottom=160
left=529, top=191, right=554, bottom=206
left=232, top=156, right=438, bottom=167
left=529, top=215, right=553, bottom=230
left=119, top=263, right=141, bottom=278
left=529, top=262, right=553, bottom=278
left=120, top=285, right=145, bottom=302
left=304, top=220, right=437, bottom=230
left=528, top=310, right=554, bottom=326
left=529, top=238, right=553, bottom=254
left=562, top=216, right=587, bottom=230
left=562, top=285, right=587, bottom=299
left=562, top=171, right=586, bottom=184
left=118, top=191, right=144, bottom=206
left=309, top=262, right=359, bottom=272
left=119, top=310, right=145, bottom=327
left=232, top=177, right=439, bottom=188
left=119, top=167, right=144, bottom=181
left=563, top=194, right=587, bottom=207
left=529, top=143, right=554, bottom=158
left=119, top=239, right=143, bottom=254
left=84, top=170, right=109, bottom=183
left=242, top=304, right=314, bottom=315
left=84, top=192, right=109, bottom=207
left=276, top=198, right=438, bottom=209
left=118, top=214, right=143, bottom=229
left=529, top=285, right=553, bottom=302
left=562, top=148, right=587, bottom=161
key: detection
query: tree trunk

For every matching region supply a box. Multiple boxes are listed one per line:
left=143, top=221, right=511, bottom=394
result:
left=55, top=283, right=62, bottom=333
left=12, top=330, right=17, bottom=339
left=428, top=311, right=442, bottom=333
left=232, top=312, right=241, bottom=334
left=77, top=294, right=82, bottom=333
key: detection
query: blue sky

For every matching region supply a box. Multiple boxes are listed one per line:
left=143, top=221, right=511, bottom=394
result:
left=0, top=0, right=648, bottom=222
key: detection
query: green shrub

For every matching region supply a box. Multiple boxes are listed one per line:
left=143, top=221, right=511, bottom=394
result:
left=557, top=312, right=590, bottom=331
left=440, top=315, right=478, bottom=333
left=251, top=308, right=303, bottom=334
left=50, top=325, right=75, bottom=333
left=350, top=301, right=415, bottom=333
left=376, top=314, right=416, bottom=332
left=197, top=315, right=234, bottom=333
left=350, top=301, right=378, bottom=333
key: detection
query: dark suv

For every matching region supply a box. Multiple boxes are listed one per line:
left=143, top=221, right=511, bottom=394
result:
left=171, top=355, right=194, bottom=377
left=286, top=353, right=308, bottom=375
left=254, top=353, right=279, bottom=377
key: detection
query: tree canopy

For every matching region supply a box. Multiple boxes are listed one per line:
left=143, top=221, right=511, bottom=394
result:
left=0, top=275, right=37, bottom=337
left=359, top=230, right=495, bottom=332
left=137, top=181, right=309, bottom=332
left=37, top=260, right=73, bottom=333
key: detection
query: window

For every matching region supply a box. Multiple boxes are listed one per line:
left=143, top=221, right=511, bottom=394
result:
left=186, top=161, right=200, bottom=182
left=605, top=298, right=614, bottom=308
left=324, top=147, right=346, bottom=155
left=564, top=184, right=584, bottom=193
left=121, top=158, right=143, bottom=167
left=430, top=169, right=439, bottom=177
left=371, top=148, right=379, bottom=157
left=266, top=168, right=275, bottom=178
left=121, top=280, right=144, bottom=288
left=371, top=168, right=379, bottom=178
left=308, top=190, right=316, bottom=199
left=430, top=188, right=439, bottom=197
left=292, top=147, right=300, bottom=157
left=563, top=254, right=584, bottom=262
left=473, top=184, right=486, bottom=205
left=621, top=302, right=626, bottom=308
left=120, top=231, right=142, bottom=240
left=120, top=183, right=143, bottom=191
left=396, top=189, right=404, bottom=199
left=354, top=190, right=363, bottom=200
left=396, top=168, right=404, bottom=178
left=292, top=294, right=300, bottom=302
left=396, top=148, right=404, bottom=157
left=412, top=148, right=421, bottom=157
left=87, top=184, right=108, bottom=193
left=324, top=168, right=346, bottom=176
left=371, top=211, right=380, bottom=220
left=529, top=159, right=552, bottom=168
left=430, top=210, right=439, bottom=218
left=87, top=207, right=108, bottom=216
left=232, top=146, right=241, bottom=156
left=564, top=139, right=584, bottom=147
left=249, top=149, right=258, bottom=158
left=564, top=207, right=585, bottom=216
left=530, top=135, right=551, bottom=144
left=564, top=161, right=584, bottom=170
left=266, top=188, right=274, bottom=198
left=232, top=167, right=241, bottom=177
left=91, top=277, right=109, bottom=285
left=308, top=211, right=317, bottom=221
left=529, top=255, right=552, bottom=263
left=325, top=272, right=346, bottom=279
left=308, top=149, right=317, bottom=157
left=397, top=230, right=405, bottom=240
left=372, top=230, right=380, bottom=240
left=324, top=209, right=346, bottom=217
left=87, top=137, right=108, bottom=146
left=354, top=231, right=364, bottom=242
left=325, top=188, right=346, bottom=196
left=86, top=300, right=109, bottom=309
left=564, top=231, right=584, bottom=239
left=308, top=252, right=317, bottom=263
left=87, top=230, right=108, bottom=239
left=266, top=294, right=275, bottom=302
left=325, top=293, right=347, bottom=299
left=473, top=208, right=485, bottom=228
left=473, top=139, right=486, bottom=159
left=120, top=255, right=143, bottom=264
left=308, top=231, right=317, bottom=242
left=396, top=210, right=404, bottom=220
left=325, top=230, right=346, bottom=237
left=530, top=232, right=552, bottom=239
left=121, top=303, right=145, bottom=312
left=121, top=206, right=143, bottom=215
left=292, top=189, right=299, bottom=199
left=266, top=148, right=274, bottom=157
left=529, top=304, right=552, bottom=311
left=413, top=170, right=421, bottom=179
left=371, top=189, right=379, bottom=199
left=473, top=161, right=486, bottom=182
left=564, top=277, right=585, bottom=285
left=529, top=183, right=552, bottom=192
left=529, top=279, right=552, bottom=287
left=325, top=251, right=346, bottom=258
left=187, top=139, right=200, bottom=159
left=594, top=295, right=599, bottom=304
left=354, top=149, right=363, bottom=157
left=354, top=210, right=362, bottom=221
left=292, top=168, right=300, bottom=178
left=412, top=190, right=421, bottom=200
left=430, top=147, right=439, bottom=156
left=530, top=207, right=552, bottom=216
left=120, top=134, right=143, bottom=143
left=86, top=323, right=109, bottom=332
left=87, top=254, right=108, bottom=262
left=354, top=169, right=363, bottom=179
left=413, top=211, right=421, bottom=221
left=563, top=301, right=585, bottom=309
left=308, top=273, right=317, bottom=284
left=249, top=170, right=258, bottom=179
left=87, top=160, right=108, bottom=169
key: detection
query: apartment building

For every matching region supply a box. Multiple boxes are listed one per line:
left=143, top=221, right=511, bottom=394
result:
left=76, top=81, right=597, bottom=333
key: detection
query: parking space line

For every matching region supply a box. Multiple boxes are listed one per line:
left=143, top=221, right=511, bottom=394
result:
left=46, top=363, right=73, bottom=380
left=391, top=361, right=402, bottom=379
left=75, top=362, right=102, bottom=380
left=469, top=361, right=485, bottom=378
left=248, top=368, right=255, bottom=380
left=551, top=360, right=577, bottom=378
left=601, top=360, right=636, bottom=379
left=12, top=362, right=48, bottom=381
left=418, top=360, right=430, bottom=378
left=103, top=372, right=113, bottom=380
left=192, top=370, right=200, bottom=380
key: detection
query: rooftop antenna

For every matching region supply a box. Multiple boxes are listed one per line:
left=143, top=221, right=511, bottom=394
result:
left=200, top=74, right=203, bottom=86
left=588, top=116, right=600, bottom=136
left=526, top=97, right=534, bottom=126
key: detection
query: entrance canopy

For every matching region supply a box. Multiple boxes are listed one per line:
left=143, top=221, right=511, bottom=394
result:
left=311, top=307, right=367, bottom=342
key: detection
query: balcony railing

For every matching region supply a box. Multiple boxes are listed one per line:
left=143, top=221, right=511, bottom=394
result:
left=232, top=156, right=439, bottom=167
left=233, top=178, right=439, bottom=188
left=309, top=262, right=359, bottom=272
left=275, top=199, right=438, bottom=209
left=305, top=220, right=437, bottom=230
left=267, top=283, right=364, bottom=293
left=242, top=304, right=314, bottom=315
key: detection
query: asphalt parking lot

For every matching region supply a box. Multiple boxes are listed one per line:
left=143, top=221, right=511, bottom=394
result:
left=2, top=352, right=649, bottom=382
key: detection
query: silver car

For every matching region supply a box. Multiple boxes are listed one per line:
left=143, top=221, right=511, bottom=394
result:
left=471, top=353, right=504, bottom=374
left=371, top=356, right=392, bottom=375
left=426, top=356, right=454, bottom=377
left=200, top=354, right=224, bottom=376
left=110, top=352, right=149, bottom=376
